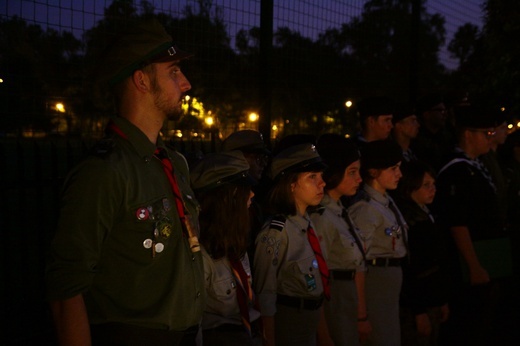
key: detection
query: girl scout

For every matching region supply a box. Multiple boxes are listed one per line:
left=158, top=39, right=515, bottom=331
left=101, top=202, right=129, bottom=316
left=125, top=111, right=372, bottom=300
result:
left=190, top=151, right=262, bottom=345
left=253, top=143, right=328, bottom=346
left=349, top=139, right=407, bottom=346
left=311, top=134, right=368, bottom=345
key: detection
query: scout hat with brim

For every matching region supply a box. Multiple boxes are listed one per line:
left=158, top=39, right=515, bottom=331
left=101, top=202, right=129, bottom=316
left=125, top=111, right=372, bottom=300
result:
left=221, top=130, right=270, bottom=155
left=190, top=151, right=256, bottom=193
left=269, top=143, right=327, bottom=181
left=97, top=18, right=193, bottom=87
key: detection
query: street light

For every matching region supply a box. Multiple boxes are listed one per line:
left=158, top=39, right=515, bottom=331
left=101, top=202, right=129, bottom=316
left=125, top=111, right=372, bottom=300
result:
left=249, top=112, right=259, bottom=122
left=345, top=100, right=353, bottom=108
left=205, top=116, right=214, bottom=126
left=55, top=102, right=66, bottom=113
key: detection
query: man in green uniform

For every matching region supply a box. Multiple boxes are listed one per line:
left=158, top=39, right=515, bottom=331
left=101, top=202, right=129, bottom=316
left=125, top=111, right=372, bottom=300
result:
left=45, top=19, right=205, bottom=345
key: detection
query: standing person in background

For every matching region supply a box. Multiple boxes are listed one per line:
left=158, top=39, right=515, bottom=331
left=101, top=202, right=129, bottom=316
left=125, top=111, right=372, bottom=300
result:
left=395, top=161, right=450, bottom=346
left=412, top=93, right=455, bottom=172
left=354, top=96, right=396, bottom=147
left=254, top=143, right=328, bottom=346
left=349, top=140, right=407, bottom=346
left=46, top=19, right=204, bottom=345
left=434, top=104, right=510, bottom=345
left=190, top=151, right=262, bottom=346
left=221, top=130, right=271, bottom=264
left=391, top=103, right=420, bottom=165
left=310, top=134, right=369, bottom=345
left=480, top=109, right=510, bottom=229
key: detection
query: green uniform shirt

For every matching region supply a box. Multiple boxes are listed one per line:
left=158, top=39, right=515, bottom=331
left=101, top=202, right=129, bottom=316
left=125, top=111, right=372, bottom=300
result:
left=46, top=117, right=204, bottom=331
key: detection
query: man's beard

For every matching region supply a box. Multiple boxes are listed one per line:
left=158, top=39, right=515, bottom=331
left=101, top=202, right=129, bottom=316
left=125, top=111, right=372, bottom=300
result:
left=151, top=78, right=184, bottom=122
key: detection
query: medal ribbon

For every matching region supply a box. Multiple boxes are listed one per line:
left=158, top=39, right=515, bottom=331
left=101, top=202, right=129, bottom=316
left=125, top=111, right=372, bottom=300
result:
left=306, top=223, right=330, bottom=300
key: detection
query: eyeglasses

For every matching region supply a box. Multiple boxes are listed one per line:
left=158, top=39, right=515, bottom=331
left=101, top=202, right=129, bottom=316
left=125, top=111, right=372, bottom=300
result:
left=468, top=128, right=496, bottom=139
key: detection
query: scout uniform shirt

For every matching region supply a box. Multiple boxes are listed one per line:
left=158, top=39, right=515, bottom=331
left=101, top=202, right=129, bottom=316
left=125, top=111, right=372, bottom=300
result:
left=349, top=184, right=408, bottom=260
left=253, top=213, right=324, bottom=317
left=46, top=117, right=205, bottom=331
left=201, top=249, right=261, bottom=329
left=310, top=194, right=365, bottom=272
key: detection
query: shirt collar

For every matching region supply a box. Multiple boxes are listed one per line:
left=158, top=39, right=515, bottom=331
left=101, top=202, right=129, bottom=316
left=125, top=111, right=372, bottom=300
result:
left=112, top=117, right=164, bottom=159
left=363, top=183, right=390, bottom=206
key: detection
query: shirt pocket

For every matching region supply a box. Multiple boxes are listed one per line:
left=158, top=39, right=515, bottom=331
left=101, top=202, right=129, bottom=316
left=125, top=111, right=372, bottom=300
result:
left=210, top=276, right=239, bottom=317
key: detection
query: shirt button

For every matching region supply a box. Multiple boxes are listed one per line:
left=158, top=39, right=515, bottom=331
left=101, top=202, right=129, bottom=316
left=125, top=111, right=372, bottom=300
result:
left=196, top=291, right=201, bottom=298
left=144, top=156, right=151, bottom=163
left=192, top=256, right=195, bottom=261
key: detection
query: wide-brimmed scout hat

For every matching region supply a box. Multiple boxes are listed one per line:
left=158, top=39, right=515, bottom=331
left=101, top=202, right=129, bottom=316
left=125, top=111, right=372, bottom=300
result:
left=190, top=151, right=256, bottom=192
left=269, top=143, right=327, bottom=180
left=97, top=18, right=193, bottom=86
left=221, top=130, right=270, bottom=155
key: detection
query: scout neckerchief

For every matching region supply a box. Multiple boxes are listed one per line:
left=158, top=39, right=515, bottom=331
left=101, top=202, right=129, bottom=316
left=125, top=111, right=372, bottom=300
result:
left=341, top=208, right=366, bottom=261
left=438, top=148, right=497, bottom=193
left=229, top=256, right=254, bottom=335
left=106, top=120, right=200, bottom=252
left=306, top=223, right=330, bottom=300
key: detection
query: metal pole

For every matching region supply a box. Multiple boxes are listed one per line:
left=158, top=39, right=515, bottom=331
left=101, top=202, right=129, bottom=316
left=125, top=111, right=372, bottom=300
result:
left=259, top=0, right=273, bottom=147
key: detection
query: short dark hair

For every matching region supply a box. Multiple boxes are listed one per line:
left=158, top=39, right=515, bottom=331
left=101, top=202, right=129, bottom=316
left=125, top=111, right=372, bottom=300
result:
left=266, top=171, right=299, bottom=216
left=397, top=161, right=436, bottom=200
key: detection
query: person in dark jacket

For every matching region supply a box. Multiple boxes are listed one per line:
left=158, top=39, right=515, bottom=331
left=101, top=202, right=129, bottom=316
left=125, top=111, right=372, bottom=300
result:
left=395, top=161, right=450, bottom=346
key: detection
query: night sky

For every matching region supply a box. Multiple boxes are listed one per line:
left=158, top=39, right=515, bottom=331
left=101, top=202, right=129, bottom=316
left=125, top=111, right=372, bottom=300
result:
left=1, top=0, right=484, bottom=69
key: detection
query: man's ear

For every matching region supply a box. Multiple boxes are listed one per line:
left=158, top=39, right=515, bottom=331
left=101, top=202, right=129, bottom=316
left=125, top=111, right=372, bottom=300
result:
left=132, top=70, right=149, bottom=92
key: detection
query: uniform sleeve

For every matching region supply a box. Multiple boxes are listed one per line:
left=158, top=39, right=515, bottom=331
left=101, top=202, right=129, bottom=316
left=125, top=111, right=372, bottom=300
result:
left=348, top=201, right=381, bottom=251
left=253, top=225, right=288, bottom=317
left=46, top=157, right=124, bottom=300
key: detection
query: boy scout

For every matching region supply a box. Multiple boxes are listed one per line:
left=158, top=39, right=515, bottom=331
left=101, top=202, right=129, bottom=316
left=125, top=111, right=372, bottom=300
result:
left=46, top=19, right=204, bottom=345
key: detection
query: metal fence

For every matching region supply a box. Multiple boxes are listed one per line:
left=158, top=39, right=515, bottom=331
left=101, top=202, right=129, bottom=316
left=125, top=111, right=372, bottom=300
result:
left=0, top=0, right=484, bottom=344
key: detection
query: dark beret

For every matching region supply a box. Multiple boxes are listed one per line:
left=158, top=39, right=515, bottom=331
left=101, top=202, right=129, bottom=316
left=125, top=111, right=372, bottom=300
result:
left=361, top=140, right=403, bottom=169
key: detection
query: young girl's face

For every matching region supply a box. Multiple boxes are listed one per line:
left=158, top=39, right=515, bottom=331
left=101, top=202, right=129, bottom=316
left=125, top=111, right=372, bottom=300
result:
left=411, top=172, right=436, bottom=206
left=334, top=160, right=362, bottom=197
left=372, top=162, right=402, bottom=192
left=292, top=171, right=326, bottom=214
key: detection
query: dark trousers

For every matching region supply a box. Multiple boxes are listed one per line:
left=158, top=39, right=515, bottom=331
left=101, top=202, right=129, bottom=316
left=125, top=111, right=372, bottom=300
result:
left=90, top=323, right=199, bottom=346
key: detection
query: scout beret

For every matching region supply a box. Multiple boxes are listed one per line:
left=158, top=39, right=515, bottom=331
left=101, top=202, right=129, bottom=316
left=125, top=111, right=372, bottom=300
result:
left=454, top=104, right=497, bottom=129
left=357, top=96, right=396, bottom=122
left=392, top=102, right=416, bottom=124
left=361, top=140, right=403, bottom=169
left=97, top=18, right=193, bottom=86
left=269, top=143, right=327, bottom=180
left=221, top=130, right=270, bottom=154
left=190, top=151, right=256, bottom=192
left=317, top=134, right=360, bottom=171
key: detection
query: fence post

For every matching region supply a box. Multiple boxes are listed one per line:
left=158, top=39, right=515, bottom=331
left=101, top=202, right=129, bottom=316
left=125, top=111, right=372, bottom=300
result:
left=259, top=0, right=273, bottom=148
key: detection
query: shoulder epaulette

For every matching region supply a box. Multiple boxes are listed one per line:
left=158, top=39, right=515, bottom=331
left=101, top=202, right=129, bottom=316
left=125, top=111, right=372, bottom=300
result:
left=269, top=214, right=286, bottom=232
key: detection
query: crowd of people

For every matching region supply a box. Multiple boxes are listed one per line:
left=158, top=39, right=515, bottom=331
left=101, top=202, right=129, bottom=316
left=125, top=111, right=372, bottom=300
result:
left=45, top=20, right=519, bottom=346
